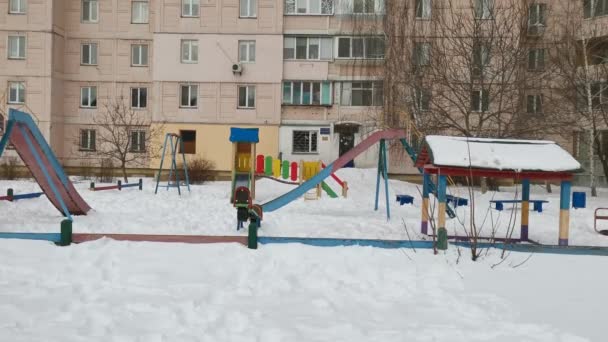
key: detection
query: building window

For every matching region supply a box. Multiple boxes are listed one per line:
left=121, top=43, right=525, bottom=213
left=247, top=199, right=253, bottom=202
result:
left=285, top=0, right=333, bottom=15
left=415, top=0, right=431, bottom=19
left=337, top=37, right=385, bottom=59
left=353, top=0, right=377, bottom=14
left=284, top=37, right=333, bottom=60
left=283, top=81, right=332, bottom=105
left=528, top=3, right=547, bottom=26
left=130, top=130, right=146, bottom=152
left=474, top=0, right=493, bottom=19
left=8, top=82, right=25, bottom=104
left=527, top=94, right=543, bottom=114
left=414, top=88, right=430, bottom=112
left=584, top=0, right=608, bottom=18
left=132, top=0, right=149, bottom=23
left=413, top=42, right=431, bottom=67
left=181, top=39, right=198, bottom=63
left=179, top=130, right=196, bottom=154
left=473, top=41, right=490, bottom=76
left=292, top=130, right=318, bottom=154
left=471, top=90, right=489, bottom=112
left=182, top=0, right=200, bottom=17
left=591, top=82, right=608, bottom=108
left=82, top=0, right=99, bottom=22
left=9, top=0, right=26, bottom=14
left=131, top=87, right=147, bottom=109
left=81, top=43, right=98, bottom=65
left=7, top=35, right=26, bottom=59
left=79, top=129, right=96, bottom=151
left=340, top=81, right=383, bottom=106
left=80, top=86, right=97, bottom=108
left=180, top=84, right=198, bottom=108
left=131, top=44, right=149, bottom=66
left=240, top=0, right=256, bottom=17
left=238, top=85, right=256, bottom=108
left=239, top=41, right=256, bottom=63
left=528, top=48, right=545, bottom=71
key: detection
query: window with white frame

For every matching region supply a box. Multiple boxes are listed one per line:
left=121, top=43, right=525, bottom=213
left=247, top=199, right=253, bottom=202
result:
left=9, top=0, right=26, bottom=14
left=340, top=81, right=383, bottom=106
left=353, top=0, right=376, bottom=13
left=238, top=85, right=256, bottom=108
left=414, top=88, right=430, bottom=111
left=471, top=89, right=489, bottom=112
left=82, top=0, right=99, bottom=22
left=240, top=0, right=256, bottom=17
left=131, top=44, right=149, bottom=66
left=130, top=130, right=146, bottom=152
left=7, top=35, right=26, bottom=59
left=528, top=48, right=545, bottom=71
left=180, top=84, right=198, bottom=108
left=473, top=41, right=490, bottom=75
left=292, top=130, right=318, bottom=154
left=132, top=0, right=149, bottom=23
left=131, top=87, right=147, bottom=109
left=591, top=82, right=608, bottom=108
left=182, top=0, right=200, bottom=17
left=79, top=129, right=96, bottom=151
left=527, top=94, right=543, bottom=114
left=528, top=3, right=547, bottom=26
left=584, top=0, right=608, bottom=18
left=284, top=37, right=333, bottom=60
left=415, top=0, right=431, bottom=19
left=81, top=43, right=98, bottom=65
left=181, top=39, right=198, bottom=63
left=283, top=81, right=332, bottom=106
left=474, top=0, right=493, bottom=19
left=413, top=42, right=431, bottom=67
left=285, top=0, right=334, bottom=15
left=337, top=37, right=385, bottom=59
left=8, top=82, right=25, bottom=104
left=80, top=86, right=97, bottom=108
left=239, top=41, right=256, bottom=63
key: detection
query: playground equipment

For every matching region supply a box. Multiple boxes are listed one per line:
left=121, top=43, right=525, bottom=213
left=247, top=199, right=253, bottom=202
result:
left=90, top=179, right=143, bottom=191
left=0, top=109, right=91, bottom=220
left=595, top=208, right=608, bottom=236
left=230, top=128, right=258, bottom=201
left=155, top=133, right=190, bottom=195
left=0, top=188, right=44, bottom=201
left=254, top=155, right=347, bottom=199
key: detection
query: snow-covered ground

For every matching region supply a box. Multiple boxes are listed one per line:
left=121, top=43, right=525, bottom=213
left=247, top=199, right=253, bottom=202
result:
left=0, top=239, right=606, bottom=341
left=0, top=168, right=607, bottom=246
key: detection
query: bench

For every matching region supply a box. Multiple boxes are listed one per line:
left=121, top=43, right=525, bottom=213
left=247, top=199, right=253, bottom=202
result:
left=446, top=195, right=468, bottom=207
left=595, top=208, right=608, bottom=235
left=490, top=199, right=549, bottom=213
left=396, top=194, right=414, bottom=206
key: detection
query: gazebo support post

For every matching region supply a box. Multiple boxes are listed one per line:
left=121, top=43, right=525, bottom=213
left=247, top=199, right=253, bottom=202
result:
left=421, top=172, right=430, bottom=235
left=437, top=174, right=448, bottom=250
left=521, top=179, right=530, bottom=241
left=559, top=180, right=571, bottom=246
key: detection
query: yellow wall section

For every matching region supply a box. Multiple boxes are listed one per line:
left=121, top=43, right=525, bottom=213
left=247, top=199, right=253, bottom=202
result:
left=150, top=124, right=279, bottom=171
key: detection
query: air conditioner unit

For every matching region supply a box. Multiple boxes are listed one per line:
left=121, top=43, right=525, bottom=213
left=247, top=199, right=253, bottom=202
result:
left=232, top=63, right=242, bottom=74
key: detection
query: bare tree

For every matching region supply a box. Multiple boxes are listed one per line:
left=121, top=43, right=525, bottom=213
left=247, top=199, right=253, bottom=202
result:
left=549, top=0, right=608, bottom=196
left=88, top=96, right=163, bottom=183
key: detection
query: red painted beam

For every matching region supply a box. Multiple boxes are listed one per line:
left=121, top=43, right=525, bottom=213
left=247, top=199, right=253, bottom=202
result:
left=423, top=165, right=573, bottom=180
left=321, top=162, right=345, bottom=187
left=92, top=185, right=120, bottom=191
left=72, top=233, right=248, bottom=245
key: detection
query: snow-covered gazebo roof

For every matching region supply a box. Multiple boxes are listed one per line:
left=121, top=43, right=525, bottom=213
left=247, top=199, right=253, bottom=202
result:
left=416, top=136, right=580, bottom=179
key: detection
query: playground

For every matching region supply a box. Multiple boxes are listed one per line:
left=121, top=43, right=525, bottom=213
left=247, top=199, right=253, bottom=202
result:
left=1, top=109, right=608, bottom=340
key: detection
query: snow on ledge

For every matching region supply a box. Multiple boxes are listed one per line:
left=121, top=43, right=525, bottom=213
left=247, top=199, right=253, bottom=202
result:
left=425, top=136, right=581, bottom=172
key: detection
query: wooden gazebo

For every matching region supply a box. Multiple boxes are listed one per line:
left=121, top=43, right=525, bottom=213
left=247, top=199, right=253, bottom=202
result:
left=416, top=136, right=581, bottom=249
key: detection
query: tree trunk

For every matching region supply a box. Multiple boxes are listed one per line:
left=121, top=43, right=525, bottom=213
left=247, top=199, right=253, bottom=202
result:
left=121, top=161, right=129, bottom=183
left=546, top=181, right=552, bottom=193
left=480, top=177, right=488, bottom=194
left=582, top=37, right=597, bottom=197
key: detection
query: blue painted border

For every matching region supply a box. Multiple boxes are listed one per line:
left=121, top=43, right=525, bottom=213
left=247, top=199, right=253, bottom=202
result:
left=0, top=233, right=61, bottom=242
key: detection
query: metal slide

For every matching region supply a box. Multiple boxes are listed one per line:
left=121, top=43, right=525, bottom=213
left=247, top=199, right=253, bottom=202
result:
left=0, top=109, right=91, bottom=217
left=261, top=129, right=408, bottom=213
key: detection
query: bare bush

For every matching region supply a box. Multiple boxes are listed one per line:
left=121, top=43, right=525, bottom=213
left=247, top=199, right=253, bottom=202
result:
left=0, top=156, right=19, bottom=180
left=97, top=158, right=115, bottom=183
left=181, top=158, right=215, bottom=185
